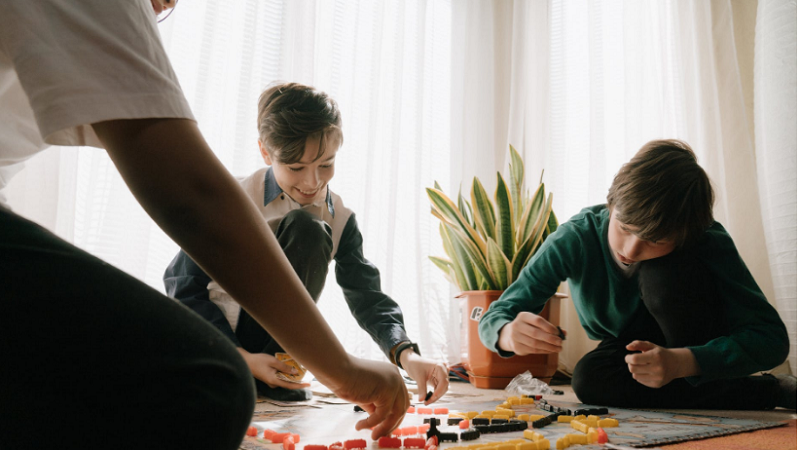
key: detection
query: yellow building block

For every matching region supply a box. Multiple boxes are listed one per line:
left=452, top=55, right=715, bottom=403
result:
left=493, top=414, right=510, bottom=420
left=519, top=397, right=535, bottom=405
left=504, top=439, right=527, bottom=444
left=587, top=415, right=599, bottom=421
left=572, top=414, right=586, bottom=421
left=557, top=415, right=574, bottom=423
left=495, top=408, right=515, bottom=417
left=587, top=428, right=598, bottom=444
left=555, top=437, right=565, bottom=450
left=475, top=415, right=493, bottom=420
left=598, top=418, right=619, bottom=428
left=498, top=403, right=511, bottom=409
left=536, top=440, right=550, bottom=450
left=515, top=443, right=536, bottom=450
left=466, top=411, right=480, bottom=419
left=527, top=415, right=545, bottom=422
left=508, top=397, right=521, bottom=405
left=496, top=443, right=515, bottom=450
left=449, top=413, right=468, bottom=419
left=585, top=419, right=598, bottom=428
left=480, top=410, right=497, bottom=417
left=517, top=414, right=529, bottom=422
left=571, top=420, right=587, bottom=433
left=523, top=430, right=543, bottom=441
left=507, top=396, right=520, bottom=402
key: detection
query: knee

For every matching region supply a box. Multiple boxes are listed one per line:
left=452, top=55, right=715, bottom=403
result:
left=279, top=210, right=332, bottom=246
left=571, top=356, right=605, bottom=405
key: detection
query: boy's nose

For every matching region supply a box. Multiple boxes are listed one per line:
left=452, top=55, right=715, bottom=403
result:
left=625, top=238, right=644, bottom=259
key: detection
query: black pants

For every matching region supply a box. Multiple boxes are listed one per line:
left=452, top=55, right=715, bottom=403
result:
left=233, top=210, right=333, bottom=391
left=0, top=208, right=255, bottom=449
left=572, top=250, right=779, bottom=409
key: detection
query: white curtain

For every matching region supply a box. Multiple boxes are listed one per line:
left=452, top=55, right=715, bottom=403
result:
left=5, top=0, right=456, bottom=364
left=754, top=0, right=797, bottom=374
left=451, top=0, right=795, bottom=374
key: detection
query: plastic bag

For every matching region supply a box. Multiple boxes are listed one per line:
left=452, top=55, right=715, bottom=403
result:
left=504, top=370, right=555, bottom=396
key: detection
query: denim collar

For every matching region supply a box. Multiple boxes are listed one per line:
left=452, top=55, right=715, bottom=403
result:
left=263, top=166, right=335, bottom=217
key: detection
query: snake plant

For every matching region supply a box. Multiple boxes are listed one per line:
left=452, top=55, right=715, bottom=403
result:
left=427, top=145, right=558, bottom=291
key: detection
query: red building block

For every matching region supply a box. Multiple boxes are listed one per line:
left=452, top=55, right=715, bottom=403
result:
left=377, top=437, right=402, bottom=448
left=284, top=435, right=296, bottom=450
left=433, top=408, right=449, bottom=415
left=304, top=446, right=328, bottom=450
left=597, top=428, right=608, bottom=444
left=246, top=426, right=258, bottom=437
left=343, top=439, right=367, bottom=449
left=459, top=420, right=470, bottom=430
left=403, top=438, right=426, bottom=449
left=272, top=433, right=292, bottom=444
left=417, top=407, right=433, bottom=415
left=264, top=429, right=277, bottom=440
left=329, top=442, right=344, bottom=450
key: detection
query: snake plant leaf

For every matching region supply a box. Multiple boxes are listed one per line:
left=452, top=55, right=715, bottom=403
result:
left=442, top=224, right=479, bottom=290
left=547, top=208, right=559, bottom=233
left=470, top=177, right=496, bottom=242
left=457, top=185, right=475, bottom=229
left=444, top=222, right=498, bottom=290
left=434, top=180, right=443, bottom=191
left=509, top=144, right=524, bottom=225
left=427, top=187, right=487, bottom=256
left=511, top=192, right=553, bottom=279
left=495, top=173, right=515, bottom=260
left=516, top=183, right=545, bottom=247
left=487, top=238, right=513, bottom=289
left=519, top=192, right=554, bottom=270
left=428, top=256, right=460, bottom=288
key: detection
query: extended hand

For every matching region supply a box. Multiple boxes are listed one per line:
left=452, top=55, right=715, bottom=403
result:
left=400, top=351, right=449, bottom=404
left=498, top=311, right=565, bottom=355
left=624, top=341, right=699, bottom=388
left=325, top=357, right=409, bottom=440
left=237, top=348, right=311, bottom=390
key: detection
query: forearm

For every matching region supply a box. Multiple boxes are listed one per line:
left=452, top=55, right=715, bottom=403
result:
left=93, top=118, right=352, bottom=386
left=670, top=348, right=701, bottom=379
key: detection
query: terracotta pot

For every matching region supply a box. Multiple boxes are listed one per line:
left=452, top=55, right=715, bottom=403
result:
left=457, top=290, right=561, bottom=389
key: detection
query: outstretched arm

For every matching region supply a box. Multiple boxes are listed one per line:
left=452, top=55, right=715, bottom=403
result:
left=93, top=118, right=408, bottom=438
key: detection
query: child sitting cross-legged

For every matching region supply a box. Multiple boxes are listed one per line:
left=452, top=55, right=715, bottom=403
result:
left=164, top=82, right=449, bottom=402
left=479, top=139, right=794, bottom=410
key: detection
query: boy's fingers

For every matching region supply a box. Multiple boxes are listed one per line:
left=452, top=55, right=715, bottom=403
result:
left=626, top=340, right=655, bottom=352
left=355, top=393, right=406, bottom=439
left=425, top=364, right=450, bottom=404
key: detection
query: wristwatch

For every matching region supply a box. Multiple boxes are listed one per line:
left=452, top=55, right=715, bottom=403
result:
left=393, top=341, right=420, bottom=370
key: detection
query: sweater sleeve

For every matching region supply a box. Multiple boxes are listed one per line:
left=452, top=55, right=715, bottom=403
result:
left=335, top=214, right=410, bottom=361
left=479, top=222, right=581, bottom=357
left=685, top=224, right=789, bottom=384
left=163, top=250, right=241, bottom=346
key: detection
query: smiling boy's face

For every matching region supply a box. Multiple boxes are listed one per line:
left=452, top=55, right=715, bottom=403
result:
left=260, top=133, right=339, bottom=206
left=608, top=208, right=676, bottom=265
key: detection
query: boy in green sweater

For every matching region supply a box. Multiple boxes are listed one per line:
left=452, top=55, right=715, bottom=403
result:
left=479, top=140, right=794, bottom=409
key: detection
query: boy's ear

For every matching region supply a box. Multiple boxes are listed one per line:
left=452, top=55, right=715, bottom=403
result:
left=258, top=140, right=273, bottom=165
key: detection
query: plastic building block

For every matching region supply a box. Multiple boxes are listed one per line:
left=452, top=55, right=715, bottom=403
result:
left=496, top=444, right=515, bottom=450
left=517, top=414, right=529, bottom=422
left=459, top=419, right=470, bottom=430
left=472, top=418, right=490, bottom=426
left=408, top=406, right=416, bottom=414
left=491, top=418, right=508, bottom=424
left=596, top=428, right=608, bottom=444
left=391, top=428, right=403, bottom=437
left=557, top=415, right=573, bottom=423
left=263, top=429, right=277, bottom=440
left=466, top=411, right=480, bottom=419
left=509, top=420, right=528, bottom=431
left=272, top=433, right=292, bottom=444
left=304, top=446, right=328, bottom=450
left=519, top=398, right=535, bottom=405
left=495, top=408, right=515, bottom=417
left=439, top=433, right=458, bottom=442
left=343, top=439, right=367, bottom=449
left=418, top=424, right=430, bottom=433
left=418, top=407, right=433, bottom=415
left=426, top=420, right=441, bottom=441
left=284, top=435, right=296, bottom=450
left=426, top=391, right=433, bottom=401
left=586, top=428, right=598, bottom=444
left=598, top=418, right=618, bottom=428
left=423, top=418, right=441, bottom=425
left=523, top=430, right=543, bottom=441
left=473, top=425, right=491, bottom=434
left=434, top=408, right=449, bottom=415
left=354, top=405, right=365, bottom=412
left=425, top=436, right=438, bottom=447
left=329, top=442, right=344, bottom=450
left=459, top=429, right=480, bottom=441
left=480, top=410, right=496, bottom=417
left=400, top=426, right=417, bottom=436
left=571, top=421, right=587, bottom=433
left=448, top=417, right=464, bottom=426
left=403, top=438, right=426, bottom=449
left=378, top=437, right=402, bottom=448
left=246, top=426, right=258, bottom=437
left=530, top=418, right=551, bottom=429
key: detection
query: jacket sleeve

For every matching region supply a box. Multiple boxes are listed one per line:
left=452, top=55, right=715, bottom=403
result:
left=163, top=250, right=241, bottom=345
left=686, top=224, right=790, bottom=384
left=335, top=214, right=410, bottom=361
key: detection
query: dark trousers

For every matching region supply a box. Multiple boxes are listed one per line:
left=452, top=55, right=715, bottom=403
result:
left=572, top=250, right=779, bottom=409
left=234, top=210, right=333, bottom=391
left=0, top=208, right=255, bottom=449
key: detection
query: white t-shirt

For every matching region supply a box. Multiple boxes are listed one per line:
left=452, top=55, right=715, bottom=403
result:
left=0, top=0, right=194, bottom=205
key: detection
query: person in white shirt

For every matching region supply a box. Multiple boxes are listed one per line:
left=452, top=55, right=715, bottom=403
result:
left=165, top=82, right=450, bottom=403
left=0, top=1, right=408, bottom=448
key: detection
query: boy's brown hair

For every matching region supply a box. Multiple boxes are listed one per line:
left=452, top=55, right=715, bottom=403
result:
left=607, top=139, right=714, bottom=248
left=257, top=82, right=342, bottom=164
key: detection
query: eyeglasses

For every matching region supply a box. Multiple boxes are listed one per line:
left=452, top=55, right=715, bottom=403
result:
left=157, top=0, right=178, bottom=23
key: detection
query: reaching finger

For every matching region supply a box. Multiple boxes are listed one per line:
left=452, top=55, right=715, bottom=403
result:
left=626, top=340, right=654, bottom=352
left=427, top=365, right=449, bottom=404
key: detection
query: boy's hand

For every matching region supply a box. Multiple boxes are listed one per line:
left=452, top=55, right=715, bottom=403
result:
left=236, top=348, right=311, bottom=390
left=498, top=311, right=565, bottom=355
left=625, top=341, right=700, bottom=388
left=398, top=351, right=449, bottom=404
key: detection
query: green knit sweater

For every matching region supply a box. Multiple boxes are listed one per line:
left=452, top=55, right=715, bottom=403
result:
left=478, top=204, right=789, bottom=385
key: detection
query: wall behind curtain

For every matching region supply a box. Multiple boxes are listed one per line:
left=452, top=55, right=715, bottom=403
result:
left=5, top=0, right=457, bottom=364
left=451, top=0, right=795, bottom=374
